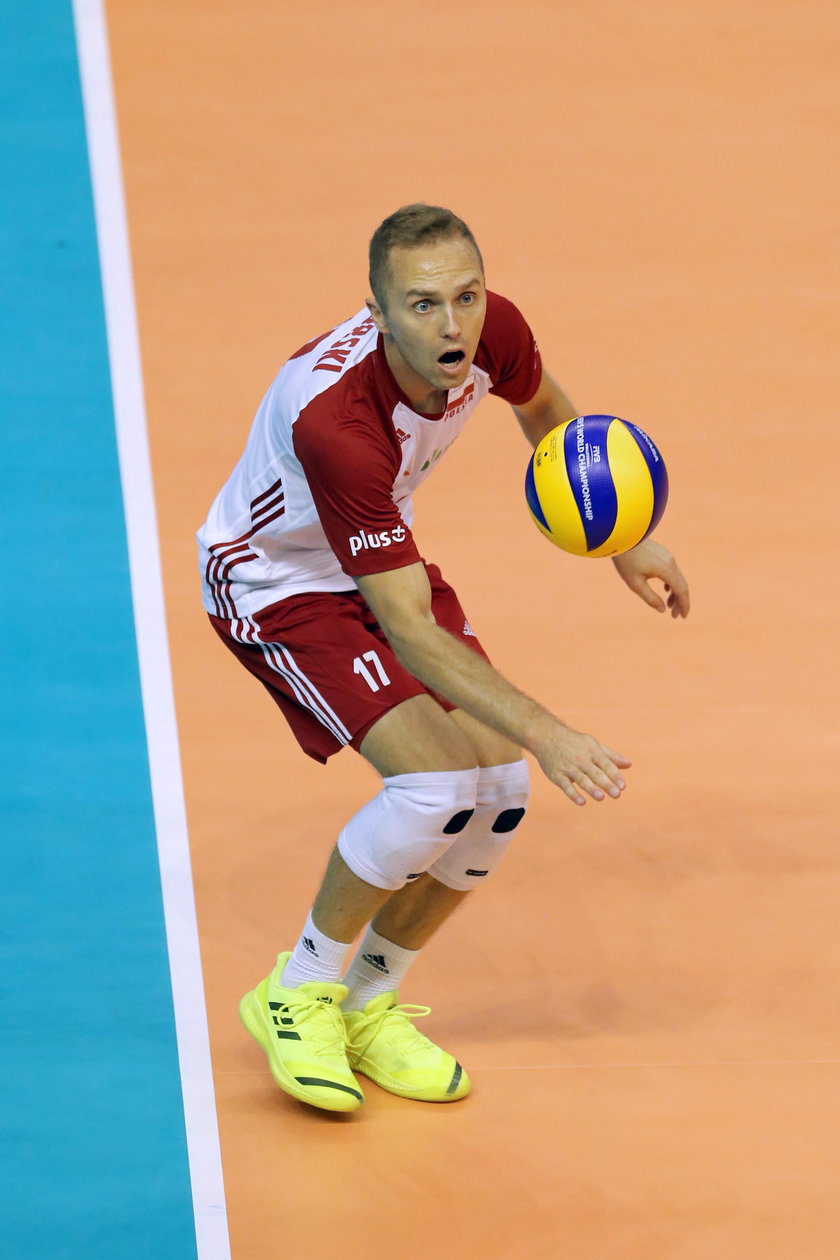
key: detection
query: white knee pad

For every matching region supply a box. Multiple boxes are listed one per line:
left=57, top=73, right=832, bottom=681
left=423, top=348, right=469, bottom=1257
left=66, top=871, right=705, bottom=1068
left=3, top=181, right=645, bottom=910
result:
left=337, top=767, right=480, bottom=891
left=427, top=759, right=530, bottom=891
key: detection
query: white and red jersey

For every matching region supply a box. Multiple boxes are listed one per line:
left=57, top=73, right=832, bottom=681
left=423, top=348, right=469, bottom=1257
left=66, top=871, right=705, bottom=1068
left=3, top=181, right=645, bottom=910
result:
left=198, top=290, right=542, bottom=619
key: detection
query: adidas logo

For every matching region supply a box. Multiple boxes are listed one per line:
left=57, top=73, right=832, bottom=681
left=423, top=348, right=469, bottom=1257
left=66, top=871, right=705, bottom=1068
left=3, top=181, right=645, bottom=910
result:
left=302, top=936, right=317, bottom=955
left=463, top=620, right=476, bottom=637
left=362, top=952, right=390, bottom=975
left=268, top=1000, right=302, bottom=1041
left=395, top=427, right=411, bottom=445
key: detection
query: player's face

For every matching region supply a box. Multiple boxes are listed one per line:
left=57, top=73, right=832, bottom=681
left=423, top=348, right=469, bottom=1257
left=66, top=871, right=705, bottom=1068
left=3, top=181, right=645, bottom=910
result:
left=370, top=236, right=487, bottom=410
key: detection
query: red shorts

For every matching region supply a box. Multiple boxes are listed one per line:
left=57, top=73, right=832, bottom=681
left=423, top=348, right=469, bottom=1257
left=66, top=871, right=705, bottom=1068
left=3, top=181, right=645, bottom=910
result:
left=208, top=562, right=490, bottom=763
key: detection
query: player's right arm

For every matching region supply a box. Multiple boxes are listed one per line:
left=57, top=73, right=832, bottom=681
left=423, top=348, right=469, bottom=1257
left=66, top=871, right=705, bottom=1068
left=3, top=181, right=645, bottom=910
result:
left=355, top=562, right=631, bottom=806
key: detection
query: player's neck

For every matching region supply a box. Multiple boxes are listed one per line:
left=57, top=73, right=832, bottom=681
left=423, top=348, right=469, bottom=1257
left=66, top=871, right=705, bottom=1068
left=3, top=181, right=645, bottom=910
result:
left=381, top=338, right=447, bottom=416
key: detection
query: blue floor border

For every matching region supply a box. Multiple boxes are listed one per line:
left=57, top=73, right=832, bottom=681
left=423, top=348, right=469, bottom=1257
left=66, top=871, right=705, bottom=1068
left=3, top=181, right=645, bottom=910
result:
left=0, top=4, right=197, bottom=1256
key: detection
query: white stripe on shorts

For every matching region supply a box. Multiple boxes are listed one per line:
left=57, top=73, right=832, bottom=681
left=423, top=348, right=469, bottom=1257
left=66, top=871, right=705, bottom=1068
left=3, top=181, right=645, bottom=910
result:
left=261, top=640, right=353, bottom=745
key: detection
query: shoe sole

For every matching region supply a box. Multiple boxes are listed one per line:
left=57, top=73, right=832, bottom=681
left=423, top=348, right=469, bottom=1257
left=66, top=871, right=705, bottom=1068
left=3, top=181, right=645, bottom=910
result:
left=239, top=989, right=363, bottom=1112
left=348, top=1053, right=471, bottom=1103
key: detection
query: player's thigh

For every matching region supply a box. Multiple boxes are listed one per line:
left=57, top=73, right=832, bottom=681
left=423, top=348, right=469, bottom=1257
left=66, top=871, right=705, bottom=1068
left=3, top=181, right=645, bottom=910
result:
left=448, top=708, right=521, bottom=768
left=358, top=694, right=478, bottom=777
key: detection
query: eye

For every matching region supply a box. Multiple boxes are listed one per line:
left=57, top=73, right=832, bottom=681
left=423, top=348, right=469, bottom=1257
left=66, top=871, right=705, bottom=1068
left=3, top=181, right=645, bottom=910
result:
left=460, top=292, right=476, bottom=305
left=413, top=300, right=432, bottom=313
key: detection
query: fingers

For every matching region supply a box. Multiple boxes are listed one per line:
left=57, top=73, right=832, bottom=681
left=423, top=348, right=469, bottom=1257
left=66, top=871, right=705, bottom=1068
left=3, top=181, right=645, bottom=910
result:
left=665, top=570, right=691, bottom=618
left=635, top=577, right=667, bottom=613
left=635, top=571, right=690, bottom=618
left=558, top=777, right=587, bottom=807
left=556, top=769, right=618, bottom=806
left=600, top=744, right=632, bottom=769
left=616, top=540, right=691, bottom=618
left=653, top=551, right=690, bottom=618
left=539, top=727, right=632, bottom=807
left=556, top=745, right=631, bottom=806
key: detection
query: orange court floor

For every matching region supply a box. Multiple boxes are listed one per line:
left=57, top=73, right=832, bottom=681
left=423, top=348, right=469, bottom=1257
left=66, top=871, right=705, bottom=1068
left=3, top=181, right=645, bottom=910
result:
left=106, top=1, right=840, bottom=1256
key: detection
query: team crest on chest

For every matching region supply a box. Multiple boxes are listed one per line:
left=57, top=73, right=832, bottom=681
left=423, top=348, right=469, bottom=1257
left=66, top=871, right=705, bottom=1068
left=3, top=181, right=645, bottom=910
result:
left=445, top=379, right=475, bottom=418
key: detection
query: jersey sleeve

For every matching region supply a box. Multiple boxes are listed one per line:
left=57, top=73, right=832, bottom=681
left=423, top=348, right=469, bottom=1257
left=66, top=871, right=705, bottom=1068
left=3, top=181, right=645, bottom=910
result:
left=475, top=291, right=543, bottom=406
left=292, top=407, right=422, bottom=577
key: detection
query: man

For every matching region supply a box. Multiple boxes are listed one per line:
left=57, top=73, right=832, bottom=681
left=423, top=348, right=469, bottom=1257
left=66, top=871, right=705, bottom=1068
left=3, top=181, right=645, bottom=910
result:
left=198, top=204, right=689, bottom=1113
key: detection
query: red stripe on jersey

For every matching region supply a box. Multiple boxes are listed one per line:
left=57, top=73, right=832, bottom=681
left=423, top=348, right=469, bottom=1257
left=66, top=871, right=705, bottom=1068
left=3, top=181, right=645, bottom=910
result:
left=252, top=503, right=286, bottom=531
left=251, top=491, right=285, bottom=528
left=206, top=476, right=287, bottom=616
left=206, top=543, right=258, bottom=618
left=251, top=477, right=284, bottom=509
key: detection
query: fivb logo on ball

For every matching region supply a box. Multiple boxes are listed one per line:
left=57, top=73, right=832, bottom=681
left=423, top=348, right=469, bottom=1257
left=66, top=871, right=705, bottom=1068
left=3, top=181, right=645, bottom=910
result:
left=348, top=525, right=407, bottom=557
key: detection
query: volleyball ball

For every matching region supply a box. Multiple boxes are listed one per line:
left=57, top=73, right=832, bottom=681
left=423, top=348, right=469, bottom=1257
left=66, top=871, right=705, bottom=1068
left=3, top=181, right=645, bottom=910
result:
left=524, top=415, right=669, bottom=557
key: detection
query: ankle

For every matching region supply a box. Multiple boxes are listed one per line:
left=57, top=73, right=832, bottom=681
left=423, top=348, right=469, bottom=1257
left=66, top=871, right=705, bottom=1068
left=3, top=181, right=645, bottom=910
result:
left=280, top=912, right=352, bottom=988
left=342, top=927, right=419, bottom=1011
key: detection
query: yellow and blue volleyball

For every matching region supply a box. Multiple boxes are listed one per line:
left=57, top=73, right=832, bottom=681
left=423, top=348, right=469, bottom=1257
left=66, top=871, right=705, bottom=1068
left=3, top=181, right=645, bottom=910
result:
left=524, top=415, right=669, bottom=557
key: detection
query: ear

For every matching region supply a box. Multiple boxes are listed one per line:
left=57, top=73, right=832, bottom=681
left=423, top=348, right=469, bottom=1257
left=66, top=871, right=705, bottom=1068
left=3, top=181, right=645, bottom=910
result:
left=366, top=297, right=388, bottom=334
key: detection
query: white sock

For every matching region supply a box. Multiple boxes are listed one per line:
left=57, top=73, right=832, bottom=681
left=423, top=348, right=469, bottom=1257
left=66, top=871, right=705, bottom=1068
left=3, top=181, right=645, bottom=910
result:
left=279, top=911, right=352, bottom=988
left=341, top=927, right=420, bottom=1011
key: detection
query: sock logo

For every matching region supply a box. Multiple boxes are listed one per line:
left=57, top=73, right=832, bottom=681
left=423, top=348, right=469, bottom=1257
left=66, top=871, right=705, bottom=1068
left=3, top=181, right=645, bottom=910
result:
left=302, top=936, right=317, bottom=955
left=362, top=953, right=390, bottom=974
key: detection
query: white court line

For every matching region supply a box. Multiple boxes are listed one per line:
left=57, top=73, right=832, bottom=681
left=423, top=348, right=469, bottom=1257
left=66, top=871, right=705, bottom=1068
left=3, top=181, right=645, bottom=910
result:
left=71, top=3, right=230, bottom=1257
left=482, top=1058, right=840, bottom=1071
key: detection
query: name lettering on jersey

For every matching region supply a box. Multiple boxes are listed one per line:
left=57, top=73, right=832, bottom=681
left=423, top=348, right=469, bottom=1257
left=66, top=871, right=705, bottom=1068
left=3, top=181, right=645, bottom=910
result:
left=349, top=525, right=407, bottom=557
left=313, top=318, right=376, bottom=373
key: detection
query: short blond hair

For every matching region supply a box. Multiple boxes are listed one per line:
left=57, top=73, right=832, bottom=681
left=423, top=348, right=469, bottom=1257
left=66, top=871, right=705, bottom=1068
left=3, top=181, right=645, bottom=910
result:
left=368, top=204, right=484, bottom=309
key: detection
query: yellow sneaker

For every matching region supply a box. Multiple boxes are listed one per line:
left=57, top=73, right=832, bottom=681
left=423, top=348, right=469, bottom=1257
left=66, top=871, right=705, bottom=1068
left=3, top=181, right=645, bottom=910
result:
left=343, top=992, right=470, bottom=1102
left=239, top=953, right=363, bottom=1112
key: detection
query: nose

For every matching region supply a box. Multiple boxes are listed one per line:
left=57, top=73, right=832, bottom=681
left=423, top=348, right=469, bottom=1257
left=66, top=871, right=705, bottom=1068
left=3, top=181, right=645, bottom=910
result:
left=440, top=304, right=460, bottom=339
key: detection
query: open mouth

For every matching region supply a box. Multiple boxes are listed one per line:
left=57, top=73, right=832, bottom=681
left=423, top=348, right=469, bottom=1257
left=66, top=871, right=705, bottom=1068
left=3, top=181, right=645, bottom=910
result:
left=438, top=350, right=466, bottom=367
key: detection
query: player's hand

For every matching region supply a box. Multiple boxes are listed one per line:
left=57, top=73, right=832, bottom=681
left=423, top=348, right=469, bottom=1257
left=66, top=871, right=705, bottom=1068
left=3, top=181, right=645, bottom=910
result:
left=536, top=724, right=632, bottom=807
left=612, top=537, right=690, bottom=619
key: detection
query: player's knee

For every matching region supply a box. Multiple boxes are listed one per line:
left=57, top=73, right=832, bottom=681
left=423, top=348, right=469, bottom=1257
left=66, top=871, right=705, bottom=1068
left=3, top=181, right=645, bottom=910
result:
left=428, top=759, right=530, bottom=891
left=336, top=767, right=480, bottom=891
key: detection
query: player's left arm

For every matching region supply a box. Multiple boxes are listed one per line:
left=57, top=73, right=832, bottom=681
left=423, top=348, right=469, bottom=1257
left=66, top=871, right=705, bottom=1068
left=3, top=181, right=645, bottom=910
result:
left=513, top=366, right=691, bottom=620
left=512, top=368, right=577, bottom=447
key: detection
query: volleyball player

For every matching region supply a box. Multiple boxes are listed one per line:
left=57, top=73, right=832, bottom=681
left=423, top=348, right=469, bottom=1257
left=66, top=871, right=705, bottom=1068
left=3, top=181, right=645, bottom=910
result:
left=198, top=204, right=689, bottom=1111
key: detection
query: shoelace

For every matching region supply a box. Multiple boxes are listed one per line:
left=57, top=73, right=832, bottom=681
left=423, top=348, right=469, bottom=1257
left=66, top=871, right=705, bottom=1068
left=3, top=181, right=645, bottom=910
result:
left=345, top=1003, right=433, bottom=1055
left=285, top=994, right=347, bottom=1058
